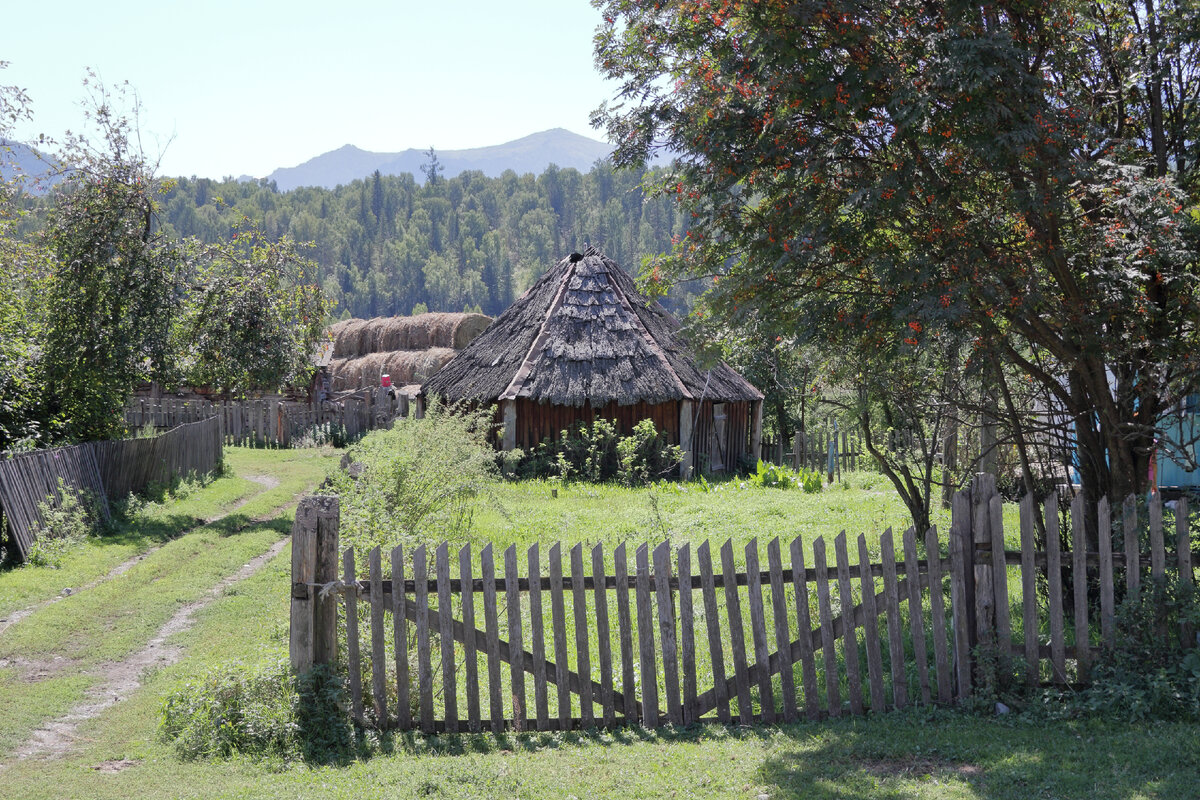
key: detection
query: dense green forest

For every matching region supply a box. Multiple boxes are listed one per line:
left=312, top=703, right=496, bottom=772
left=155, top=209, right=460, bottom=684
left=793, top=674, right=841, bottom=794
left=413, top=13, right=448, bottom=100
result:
left=144, top=162, right=689, bottom=320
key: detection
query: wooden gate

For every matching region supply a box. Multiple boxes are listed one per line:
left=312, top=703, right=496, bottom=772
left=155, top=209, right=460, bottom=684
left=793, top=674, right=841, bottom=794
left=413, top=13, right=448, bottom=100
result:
left=290, top=497, right=963, bottom=732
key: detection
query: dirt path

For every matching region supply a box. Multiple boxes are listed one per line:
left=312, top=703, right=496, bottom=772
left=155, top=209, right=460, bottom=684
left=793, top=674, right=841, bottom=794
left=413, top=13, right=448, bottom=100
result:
left=0, top=475, right=284, bottom=639
left=10, top=534, right=292, bottom=761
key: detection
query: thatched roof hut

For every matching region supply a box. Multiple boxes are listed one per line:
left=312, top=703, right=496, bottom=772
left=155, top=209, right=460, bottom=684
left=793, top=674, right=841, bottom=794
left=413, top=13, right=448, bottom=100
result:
left=423, top=248, right=764, bottom=474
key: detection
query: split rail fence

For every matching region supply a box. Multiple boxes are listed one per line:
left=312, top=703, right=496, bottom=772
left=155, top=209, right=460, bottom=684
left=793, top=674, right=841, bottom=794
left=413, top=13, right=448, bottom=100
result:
left=0, top=416, right=222, bottom=562
left=290, top=476, right=1196, bottom=732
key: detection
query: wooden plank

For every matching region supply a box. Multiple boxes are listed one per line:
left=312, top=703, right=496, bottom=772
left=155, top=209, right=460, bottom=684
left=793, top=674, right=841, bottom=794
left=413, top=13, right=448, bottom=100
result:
left=614, top=543, right=638, bottom=722
left=654, top=541, right=682, bottom=725
left=550, top=542, right=571, bottom=728
left=436, top=542, right=458, bottom=732
left=481, top=544, right=503, bottom=733
left=1178, top=497, right=1194, bottom=649
left=988, top=496, right=1012, bottom=666
left=856, top=533, right=887, bottom=713
left=1098, top=497, right=1115, bottom=650
left=924, top=526, right=953, bottom=704
left=571, top=543, right=594, bottom=727
left=505, top=544, right=526, bottom=730
left=833, top=532, right=863, bottom=715
left=880, top=528, right=908, bottom=709
left=460, top=545, right=481, bottom=732
left=593, top=543, right=615, bottom=727
left=1045, top=495, right=1066, bottom=684
left=1070, top=493, right=1090, bottom=682
left=413, top=544, right=434, bottom=731
left=370, top=546, right=389, bottom=727
left=1019, top=495, right=1040, bottom=685
left=721, top=539, right=754, bottom=722
left=391, top=545, right=411, bottom=730
left=767, top=537, right=797, bottom=722
left=527, top=544, right=549, bottom=731
left=1124, top=495, right=1140, bottom=598
left=636, top=544, right=660, bottom=727
left=903, top=527, right=932, bottom=705
left=344, top=548, right=365, bottom=725
left=698, top=540, right=730, bottom=724
left=948, top=491, right=973, bottom=701
left=1150, top=491, right=1165, bottom=582
left=813, top=536, right=840, bottom=717
left=288, top=505, right=316, bottom=674
left=745, top=538, right=777, bottom=722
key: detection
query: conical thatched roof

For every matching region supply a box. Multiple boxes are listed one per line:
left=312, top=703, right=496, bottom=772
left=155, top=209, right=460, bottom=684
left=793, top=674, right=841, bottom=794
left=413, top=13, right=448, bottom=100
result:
left=422, top=248, right=763, bottom=407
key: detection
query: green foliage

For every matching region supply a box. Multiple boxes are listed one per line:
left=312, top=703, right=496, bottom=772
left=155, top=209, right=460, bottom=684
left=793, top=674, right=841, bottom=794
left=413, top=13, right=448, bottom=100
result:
left=1076, top=578, right=1200, bottom=721
left=616, top=418, right=684, bottom=486
left=24, top=479, right=98, bottom=568
left=329, top=400, right=498, bottom=552
left=516, top=419, right=682, bottom=486
left=747, top=460, right=822, bottom=493
left=594, top=0, right=1200, bottom=504
left=159, top=658, right=352, bottom=764
left=171, top=223, right=329, bottom=394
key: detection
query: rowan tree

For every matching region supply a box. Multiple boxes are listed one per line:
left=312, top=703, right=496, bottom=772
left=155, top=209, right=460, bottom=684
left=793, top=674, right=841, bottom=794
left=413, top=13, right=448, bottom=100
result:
left=594, top=0, right=1200, bottom=517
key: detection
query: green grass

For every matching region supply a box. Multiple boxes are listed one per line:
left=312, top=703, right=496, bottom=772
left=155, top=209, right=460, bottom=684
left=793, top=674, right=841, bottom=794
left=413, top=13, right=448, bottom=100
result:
left=2, top=455, right=1196, bottom=799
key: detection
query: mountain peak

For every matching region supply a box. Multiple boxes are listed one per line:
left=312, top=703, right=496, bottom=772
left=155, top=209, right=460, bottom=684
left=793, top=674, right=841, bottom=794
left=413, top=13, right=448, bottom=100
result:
left=267, top=129, right=615, bottom=190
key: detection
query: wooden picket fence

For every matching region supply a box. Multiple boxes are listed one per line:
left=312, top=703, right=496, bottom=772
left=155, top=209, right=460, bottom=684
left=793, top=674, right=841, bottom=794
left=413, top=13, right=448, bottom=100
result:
left=762, top=429, right=862, bottom=477
left=0, top=416, right=222, bottom=562
left=289, top=475, right=1197, bottom=732
left=125, top=390, right=409, bottom=449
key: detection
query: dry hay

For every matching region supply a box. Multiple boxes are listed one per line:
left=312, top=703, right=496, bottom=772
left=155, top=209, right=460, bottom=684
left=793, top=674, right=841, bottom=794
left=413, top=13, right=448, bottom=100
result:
left=327, top=313, right=491, bottom=358
left=330, top=348, right=458, bottom=389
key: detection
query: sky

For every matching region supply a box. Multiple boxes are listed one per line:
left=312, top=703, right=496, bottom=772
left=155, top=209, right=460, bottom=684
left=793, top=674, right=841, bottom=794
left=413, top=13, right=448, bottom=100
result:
left=2, top=0, right=619, bottom=179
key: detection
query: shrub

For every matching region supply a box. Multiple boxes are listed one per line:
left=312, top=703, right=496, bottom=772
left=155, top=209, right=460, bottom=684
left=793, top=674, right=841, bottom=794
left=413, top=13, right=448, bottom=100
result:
left=515, top=418, right=682, bottom=486
left=25, top=479, right=99, bottom=568
left=159, top=659, right=352, bottom=764
left=617, top=419, right=684, bottom=486
left=329, top=399, right=498, bottom=553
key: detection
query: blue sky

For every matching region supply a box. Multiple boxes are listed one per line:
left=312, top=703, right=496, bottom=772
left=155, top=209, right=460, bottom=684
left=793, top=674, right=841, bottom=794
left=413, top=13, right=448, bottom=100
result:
left=2, top=0, right=617, bottom=179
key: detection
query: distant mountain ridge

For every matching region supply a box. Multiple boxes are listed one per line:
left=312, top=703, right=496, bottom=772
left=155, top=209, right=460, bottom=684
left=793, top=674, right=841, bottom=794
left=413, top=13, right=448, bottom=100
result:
left=266, top=128, right=615, bottom=190
left=0, top=139, right=62, bottom=193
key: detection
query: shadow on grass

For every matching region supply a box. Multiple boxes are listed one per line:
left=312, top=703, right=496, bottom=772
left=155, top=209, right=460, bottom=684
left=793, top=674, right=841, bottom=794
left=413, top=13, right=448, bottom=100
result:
left=311, top=707, right=1200, bottom=798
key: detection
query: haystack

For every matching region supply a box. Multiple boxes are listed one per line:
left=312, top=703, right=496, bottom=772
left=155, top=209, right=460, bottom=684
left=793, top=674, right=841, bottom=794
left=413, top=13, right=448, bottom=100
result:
left=328, top=313, right=491, bottom=358
left=330, top=348, right=457, bottom=390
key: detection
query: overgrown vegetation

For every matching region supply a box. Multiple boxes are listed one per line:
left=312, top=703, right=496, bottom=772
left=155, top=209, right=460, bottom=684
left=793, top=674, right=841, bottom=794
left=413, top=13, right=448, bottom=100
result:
left=746, top=460, right=822, bottom=492
left=328, top=400, right=498, bottom=553
left=159, top=659, right=352, bottom=764
left=513, top=418, right=683, bottom=486
left=21, top=480, right=101, bottom=568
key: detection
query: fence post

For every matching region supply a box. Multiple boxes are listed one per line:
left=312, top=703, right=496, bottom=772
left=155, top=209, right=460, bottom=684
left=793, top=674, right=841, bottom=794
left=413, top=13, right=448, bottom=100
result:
left=972, top=475, right=996, bottom=667
left=289, top=495, right=340, bottom=673
left=949, top=486, right=975, bottom=700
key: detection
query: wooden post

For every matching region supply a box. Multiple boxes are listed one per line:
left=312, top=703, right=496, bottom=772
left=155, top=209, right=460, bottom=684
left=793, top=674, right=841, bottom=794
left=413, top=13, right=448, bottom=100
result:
left=750, top=399, right=764, bottom=465
left=290, top=495, right=340, bottom=673
left=501, top=400, right=517, bottom=452
left=679, top=399, right=694, bottom=478
left=949, top=488, right=974, bottom=700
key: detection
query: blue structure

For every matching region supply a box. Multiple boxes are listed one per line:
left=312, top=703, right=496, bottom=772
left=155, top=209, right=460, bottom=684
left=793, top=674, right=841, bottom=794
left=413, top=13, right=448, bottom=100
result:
left=1158, top=396, right=1200, bottom=490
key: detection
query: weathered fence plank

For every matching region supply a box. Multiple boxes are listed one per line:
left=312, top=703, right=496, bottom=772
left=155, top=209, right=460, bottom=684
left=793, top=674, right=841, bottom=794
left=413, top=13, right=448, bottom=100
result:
left=505, top=545, right=526, bottom=729
left=414, top=544, right=434, bottom=732
left=903, top=527, right=932, bottom=705
left=767, top=538, right=797, bottom=722
left=437, top=543, right=457, bottom=731
left=594, top=543, right=615, bottom=727
left=721, top=538, right=754, bottom=722
left=1070, top=494, right=1090, bottom=682
left=813, top=536, right=840, bottom=717
left=925, top=526, right=953, bottom=704
left=344, top=548, right=365, bottom=725
left=833, top=532, right=863, bottom=716
left=635, top=544, right=659, bottom=727
left=460, top=544, right=480, bottom=732
left=699, top=540, right=731, bottom=724
left=370, top=547, right=389, bottom=727
left=614, top=543, right=638, bottom=723
left=790, top=536, right=820, bottom=721
left=570, top=543, right=593, bottom=727
left=528, top=544, right=549, bottom=731
left=857, top=533, right=887, bottom=713
left=1098, top=497, right=1115, bottom=650
left=1045, top=496, right=1066, bottom=684
left=1019, top=494, right=1039, bottom=685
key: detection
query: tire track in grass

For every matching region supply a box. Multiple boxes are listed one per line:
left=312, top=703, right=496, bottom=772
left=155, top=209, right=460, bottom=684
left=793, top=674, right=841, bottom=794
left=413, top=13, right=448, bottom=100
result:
left=8, top=530, right=292, bottom=761
left=0, top=476, right=281, bottom=639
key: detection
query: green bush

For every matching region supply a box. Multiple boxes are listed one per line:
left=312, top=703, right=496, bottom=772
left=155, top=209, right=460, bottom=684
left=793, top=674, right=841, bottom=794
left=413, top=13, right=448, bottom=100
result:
left=159, top=659, right=352, bottom=764
left=746, top=460, right=822, bottom=492
left=516, top=418, right=682, bottom=486
left=25, top=479, right=99, bottom=568
left=1076, top=577, right=1200, bottom=721
left=329, top=399, right=498, bottom=553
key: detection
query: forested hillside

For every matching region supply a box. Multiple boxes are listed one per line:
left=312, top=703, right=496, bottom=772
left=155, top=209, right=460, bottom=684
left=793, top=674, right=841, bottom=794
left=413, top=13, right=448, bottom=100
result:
left=151, top=162, right=689, bottom=319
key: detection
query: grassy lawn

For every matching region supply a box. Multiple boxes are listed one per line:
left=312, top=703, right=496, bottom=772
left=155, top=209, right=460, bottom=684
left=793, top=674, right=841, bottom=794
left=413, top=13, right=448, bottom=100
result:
left=1, top=449, right=1195, bottom=799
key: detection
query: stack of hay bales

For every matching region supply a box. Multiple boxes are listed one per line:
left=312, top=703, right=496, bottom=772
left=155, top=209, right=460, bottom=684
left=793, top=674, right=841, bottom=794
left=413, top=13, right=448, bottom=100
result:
left=327, top=312, right=491, bottom=390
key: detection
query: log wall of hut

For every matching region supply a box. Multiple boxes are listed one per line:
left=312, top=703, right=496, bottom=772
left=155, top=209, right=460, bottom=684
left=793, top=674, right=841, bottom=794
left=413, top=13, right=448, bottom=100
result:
left=512, top=398, right=681, bottom=451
